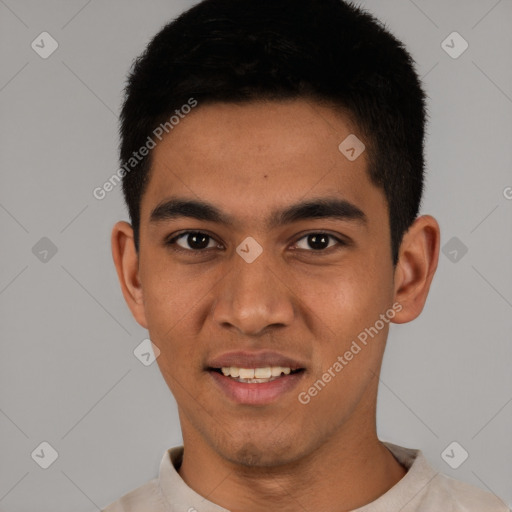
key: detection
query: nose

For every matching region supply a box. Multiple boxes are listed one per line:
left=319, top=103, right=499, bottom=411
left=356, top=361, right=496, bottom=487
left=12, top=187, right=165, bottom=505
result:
left=211, top=250, right=296, bottom=336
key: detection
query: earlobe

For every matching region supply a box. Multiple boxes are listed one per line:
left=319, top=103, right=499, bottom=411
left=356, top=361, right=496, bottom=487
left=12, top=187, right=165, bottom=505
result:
left=391, top=215, right=440, bottom=324
left=111, top=221, right=148, bottom=328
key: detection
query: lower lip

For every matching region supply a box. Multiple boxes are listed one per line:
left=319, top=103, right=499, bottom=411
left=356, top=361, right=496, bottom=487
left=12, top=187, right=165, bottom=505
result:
left=209, top=370, right=305, bottom=405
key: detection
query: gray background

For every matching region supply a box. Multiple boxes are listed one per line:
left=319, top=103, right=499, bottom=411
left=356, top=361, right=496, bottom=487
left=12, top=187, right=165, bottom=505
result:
left=0, top=0, right=511, bottom=510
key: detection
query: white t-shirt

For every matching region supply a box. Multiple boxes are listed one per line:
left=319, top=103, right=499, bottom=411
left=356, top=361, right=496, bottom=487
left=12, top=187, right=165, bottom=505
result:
left=101, top=442, right=510, bottom=511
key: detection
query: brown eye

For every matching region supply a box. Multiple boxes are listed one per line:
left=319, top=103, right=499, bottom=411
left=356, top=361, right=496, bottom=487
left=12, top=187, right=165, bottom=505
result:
left=166, top=231, right=219, bottom=252
left=294, top=232, right=345, bottom=252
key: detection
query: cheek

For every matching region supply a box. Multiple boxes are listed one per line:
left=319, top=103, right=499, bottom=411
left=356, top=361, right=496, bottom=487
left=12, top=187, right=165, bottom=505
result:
left=138, top=264, right=201, bottom=374
left=140, top=253, right=199, bottom=328
left=304, top=261, right=390, bottom=331
left=297, top=256, right=393, bottom=383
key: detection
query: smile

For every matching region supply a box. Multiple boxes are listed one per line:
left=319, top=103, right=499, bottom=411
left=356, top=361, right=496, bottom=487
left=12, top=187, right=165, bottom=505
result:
left=208, top=366, right=306, bottom=404
left=217, top=366, right=299, bottom=383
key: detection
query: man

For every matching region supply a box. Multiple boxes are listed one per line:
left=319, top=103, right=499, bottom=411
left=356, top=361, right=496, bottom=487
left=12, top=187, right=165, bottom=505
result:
left=107, top=0, right=509, bottom=510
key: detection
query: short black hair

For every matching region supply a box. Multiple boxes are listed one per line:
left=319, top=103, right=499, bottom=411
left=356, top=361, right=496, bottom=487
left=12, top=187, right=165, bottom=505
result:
left=119, top=0, right=427, bottom=265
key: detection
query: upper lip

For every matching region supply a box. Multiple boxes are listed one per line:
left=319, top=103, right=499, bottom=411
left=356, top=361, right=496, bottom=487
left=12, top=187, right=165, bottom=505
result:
left=206, top=350, right=306, bottom=370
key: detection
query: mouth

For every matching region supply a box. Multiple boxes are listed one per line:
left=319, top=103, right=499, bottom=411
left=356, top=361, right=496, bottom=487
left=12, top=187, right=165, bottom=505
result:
left=208, top=366, right=304, bottom=384
left=205, top=350, right=307, bottom=405
left=207, top=365, right=306, bottom=405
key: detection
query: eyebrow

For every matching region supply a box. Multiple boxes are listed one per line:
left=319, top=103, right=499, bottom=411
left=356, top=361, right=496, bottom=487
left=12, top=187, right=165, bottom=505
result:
left=149, top=196, right=367, bottom=230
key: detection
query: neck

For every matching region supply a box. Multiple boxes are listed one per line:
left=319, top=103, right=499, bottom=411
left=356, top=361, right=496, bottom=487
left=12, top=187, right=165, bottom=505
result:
left=178, top=410, right=406, bottom=512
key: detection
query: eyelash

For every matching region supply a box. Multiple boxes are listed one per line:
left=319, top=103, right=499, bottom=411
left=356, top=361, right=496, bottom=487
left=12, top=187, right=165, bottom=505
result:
left=164, top=230, right=348, bottom=255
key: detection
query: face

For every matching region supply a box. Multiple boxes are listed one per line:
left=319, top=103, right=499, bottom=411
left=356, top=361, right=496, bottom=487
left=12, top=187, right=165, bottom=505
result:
left=113, top=99, right=438, bottom=468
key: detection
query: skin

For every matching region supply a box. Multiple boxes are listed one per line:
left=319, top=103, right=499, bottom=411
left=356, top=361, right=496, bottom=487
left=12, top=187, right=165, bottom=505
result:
left=112, top=99, right=440, bottom=511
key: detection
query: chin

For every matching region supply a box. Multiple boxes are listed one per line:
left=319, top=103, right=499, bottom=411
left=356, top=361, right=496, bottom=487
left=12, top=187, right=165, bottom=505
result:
left=218, top=434, right=305, bottom=468
left=231, top=445, right=291, bottom=467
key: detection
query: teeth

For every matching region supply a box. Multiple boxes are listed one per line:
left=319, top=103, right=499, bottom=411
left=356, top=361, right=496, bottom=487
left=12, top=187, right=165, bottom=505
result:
left=254, top=367, right=271, bottom=378
left=238, top=368, right=255, bottom=379
left=219, top=366, right=294, bottom=379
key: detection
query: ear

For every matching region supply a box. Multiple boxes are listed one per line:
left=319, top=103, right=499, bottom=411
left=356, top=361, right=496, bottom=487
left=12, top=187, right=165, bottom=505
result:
left=391, top=215, right=440, bottom=324
left=111, top=221, right=148, bottom=329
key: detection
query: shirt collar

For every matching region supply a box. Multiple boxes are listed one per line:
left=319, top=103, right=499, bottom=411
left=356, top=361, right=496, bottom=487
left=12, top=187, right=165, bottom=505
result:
left=157, top=442, right=437, bottom=511
left=158, top=446, right=230, bottom=512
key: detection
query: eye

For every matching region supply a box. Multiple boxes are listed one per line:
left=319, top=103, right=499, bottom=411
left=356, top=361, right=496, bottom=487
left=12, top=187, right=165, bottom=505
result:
left=164, top=230, right=347, bottom=255
left=165, top=231, right=221, bottom=252
left=293, top=232, right=346, bottom=252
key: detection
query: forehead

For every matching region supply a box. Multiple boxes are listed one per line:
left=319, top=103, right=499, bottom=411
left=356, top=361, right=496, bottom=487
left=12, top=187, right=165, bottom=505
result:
left=141, top=100, right=386, bottom=231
